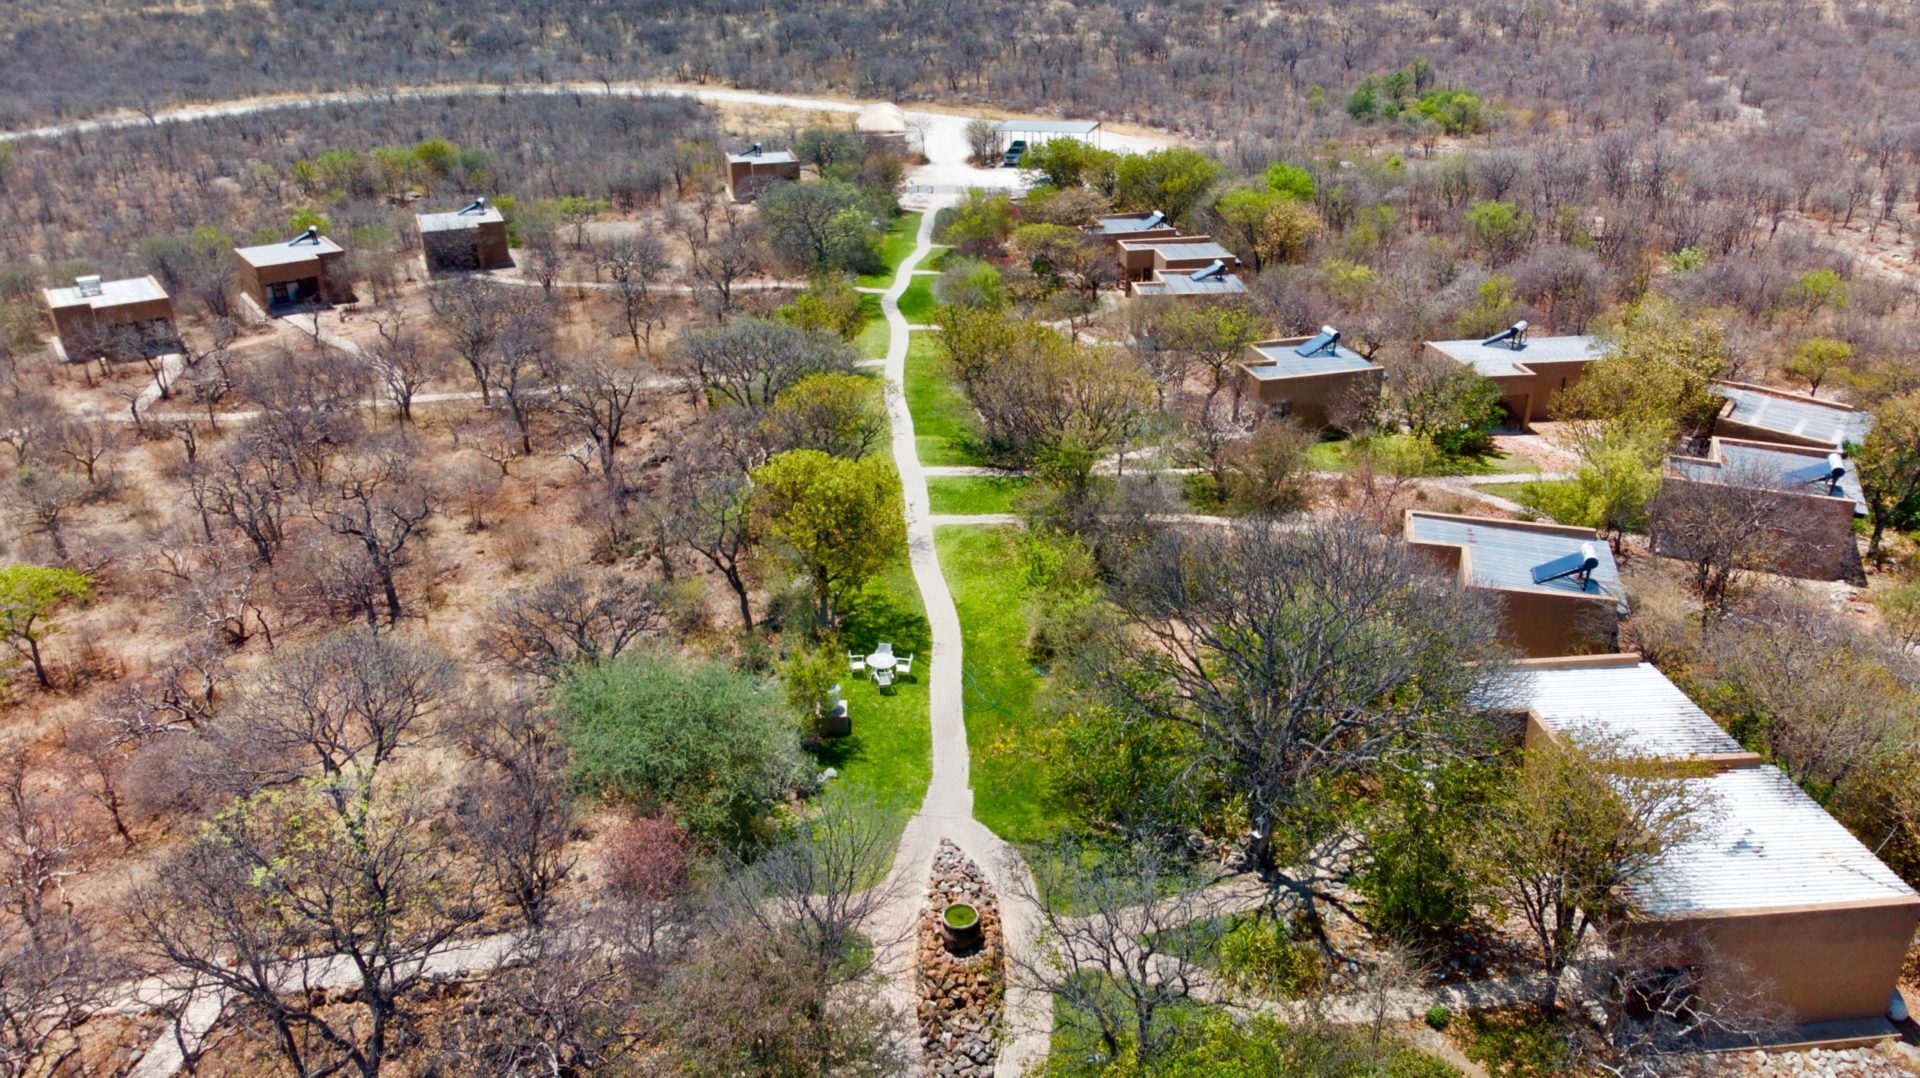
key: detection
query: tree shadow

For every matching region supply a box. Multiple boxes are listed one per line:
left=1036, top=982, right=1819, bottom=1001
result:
left=838, top=576, right=931, bottom=664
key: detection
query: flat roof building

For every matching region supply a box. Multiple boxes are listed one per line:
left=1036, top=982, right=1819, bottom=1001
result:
left=417, top=197, right=512, bottom=273
left=1710, top=381, right=1872, bottom=451
left=1132, top=260, right=1248, bottom=298
left=1424, top=325, right=1611, bottom=428
left=234, top=228, right=350, bottom=316
left=1657, top=438, right=1865, bottom=582
left=725, top=143, right=801, bottom=201
left=42, top=274, right=179, bottom=362
left=1623, top=765, right=1920, bottom=1031
left=1405, top=510, right=1624, bottom=657
left=1090, top=211, right=1182, bottom=245
left=1510, top=654, right=1759, bottom=768
left=1115, top=237, right=1238, bottom=282
left=1237, top=329, right=1384, bottom=430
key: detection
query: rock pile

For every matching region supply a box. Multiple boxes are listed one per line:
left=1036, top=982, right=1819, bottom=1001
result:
left=1715, top=1042, right=1920, bottom=1078
left=917, top=840, right=1004, bottom=1077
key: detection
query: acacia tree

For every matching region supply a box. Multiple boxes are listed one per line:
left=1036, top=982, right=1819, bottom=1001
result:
left=677, top=318, right=857, bottom=411
left=1469, top=739, right=1707, bottom=1012
left=476, top=569, right=662, bottom=679
left=135, top=773, right=485, bottom=1078
left=749, top=450, right=905, bottom=631
left=307, top=442, right=436, bottom=627
left=452, top=699, right=575, bottom=930
left=0, top=565, right=90, bottom=690
left=662, top=448, right=759, bottom=629
left=1647, top=463, right=1805, bottom=623
left=597, top=235, right=669, bottom=354
left=1079, top=516, right=1510, bottom=915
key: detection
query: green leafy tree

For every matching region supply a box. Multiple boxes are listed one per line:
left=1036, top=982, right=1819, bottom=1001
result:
left=1264, top=162, right=1315, bottom=202
left=560, top=652, right=807, bottom=849
left=938, top=189, right=1016, bottom=257
left=1781, top=336, right=1852, bottom=396
left=0, top=564, right=90, bottom=689
left=758, top=179, right=883, bottom=274
left=1787, top=268, right=1849, bottom=315
left=1361, top=760, right=1496, bottom=937
left=1415, top=89, right=1486, bottom=135
left=777, top=275, right=868, bottom=341
left=932, top=258, right=1005, bottom=310
left=760, top=372, right=888, bottom=461
left=1462, top=199, right=1532, bottom=262
left=791, top=126, right=865, bottom=176
left=287, top=208, right=329, bottom=235
left=1211, top=190, right=1318, bottom=270
left=1451, top=274, right=1520, bottom=339
left=1022, top=139, right=1121, bottom=193
left=1552, top=297, right=1729, bottom=445
left=1524, top=424, right=1666, bottom=547
left=1469, top=739, right=1706, bottom=1012
left=1855, top=390, right=1920, bottom=558
left=750, top=450, right=906, bottom=629
left=1113, top=147, right=1222, bottom=222
left=553, top=195, right=611, bottom=249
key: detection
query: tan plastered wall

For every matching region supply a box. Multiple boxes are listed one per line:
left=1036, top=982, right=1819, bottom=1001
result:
left=1654, top=476, right=1860, bottom=581
left=1239, top=366, right=1383, bottom=430
left=1491, top=586, right=1618, bottom=658
left=1624, top=902, right=1920, bottom=1026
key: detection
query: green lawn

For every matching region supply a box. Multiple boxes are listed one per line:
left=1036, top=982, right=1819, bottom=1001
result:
left=1306, top=435, right=1538, bottom=476
left=855, top=213, right=923, bottom=288
left=856, top=309, right=889, bottom=362
left=905, top=333, right=985, bottom=466
left=937, top=525, right=1072, bottom=845
left=898, top=278, right=935, bottom=323
left=927, top=475, right=1032, bottom=516
left=815, top=555, right=933, bottom=847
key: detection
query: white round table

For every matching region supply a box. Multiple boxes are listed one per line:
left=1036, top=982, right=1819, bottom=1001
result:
left=866, top=651, right=898, bottom=674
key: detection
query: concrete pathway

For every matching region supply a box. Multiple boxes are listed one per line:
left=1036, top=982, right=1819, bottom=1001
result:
left=865, top=205, right=1053, bottom=1076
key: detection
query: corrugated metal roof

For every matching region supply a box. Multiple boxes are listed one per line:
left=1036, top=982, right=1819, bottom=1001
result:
left=1427, top=335, right=1609, bottom=378
left=998, top=119, right=1101, bottom=135
left=1630, top=766, right=1917, bottom=916
left=235, top=235, right=343, bottom=268
left=1244, top=339, right=1379, bottom=378
left=1522, top=661, right=1744, bottom=758
left=1712, top=383, right=1873, bottom=448
left=1671, top=441, right=1867, bottom=516
left=44, top=275, right=167, bottom=309
left=417, top=204, right=505, bottom=233
left=1408, top=513, right=1622, bottom=600
left=1135, top=274, right=1247, bottom=296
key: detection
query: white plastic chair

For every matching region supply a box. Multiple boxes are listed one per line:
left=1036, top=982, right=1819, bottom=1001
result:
left=873, top=667, right=894, bottom=691
left=875, top=642, right=895, bottom=662
left=895, top=653, right=914, bottom=677
left=847, top=650, right=866, bottom=678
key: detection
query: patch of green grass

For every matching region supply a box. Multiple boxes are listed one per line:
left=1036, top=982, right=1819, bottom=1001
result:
left=905, top=333, right=985, bottom=467
left=927, top=475, right=1032, bottom=516
left=936, top=525, right=1072, bottom=845
left=1475, top=478, right=1579, bottom=521
left=855, top=310, right=889, bottom=362
left=1307, top=435, right=1538, bottom=476
left=923, top=247, right=954, bottom=273
left=897, top=278, right=935, bottom=323
left=855, top=212, right=923, bottom=288
left=813, top=555, right=932, bottom=849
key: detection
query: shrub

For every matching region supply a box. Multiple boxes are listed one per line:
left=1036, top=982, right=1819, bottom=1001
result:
left=1464, top=1008, right=1569, bottom=1078
left=560, top=652, right=808, bottom=850
left=1216, top=915, right=1323, bottom=999
left=1424, top=1005, right=1451, bottom=1030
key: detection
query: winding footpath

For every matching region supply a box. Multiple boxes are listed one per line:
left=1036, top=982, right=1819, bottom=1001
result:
left=868, top=207, right=1052, bottom=1075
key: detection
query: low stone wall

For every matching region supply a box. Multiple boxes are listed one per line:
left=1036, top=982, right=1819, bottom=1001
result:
left=917, top=840, right=1004, bottom=1077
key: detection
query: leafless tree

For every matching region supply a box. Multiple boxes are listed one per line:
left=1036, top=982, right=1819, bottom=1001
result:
left=306, top=440, right=437, bottom=627
left=598, top=234, right=671, bottom=355
left=186, top=434, right=299, bottom=564
left=427, top=276, right=556, bottom=409
left=1647, top=464, right=1810, bottom=624
left=452, top=698, right=575, bottom=929
left=1011, top=834, right=1225, bottom=1070
left=220, top=627, right=455, bottom=792
left=543, top=349, right=656, bottom=505
left=476, top=568, right=663, bottom=679
left=359, top=305, right=442, bottom=424
left=676, top=317, right=857, bottom=411
left=688, top=223, right=766, bottom=323
left=661, top=447, right=758, bottom=628
left=133, top=773, right=485, bottom=1078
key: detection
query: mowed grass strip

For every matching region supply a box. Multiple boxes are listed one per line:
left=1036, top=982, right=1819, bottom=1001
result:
left=936, top=525, right=1071, bottom=844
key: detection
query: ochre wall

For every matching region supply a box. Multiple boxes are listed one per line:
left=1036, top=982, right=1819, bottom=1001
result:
left=1625, top=902, right=1920, bottom=1026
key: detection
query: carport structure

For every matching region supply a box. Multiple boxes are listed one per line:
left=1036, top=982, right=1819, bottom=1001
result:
left=995, top=119, right=1102, bottom=150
